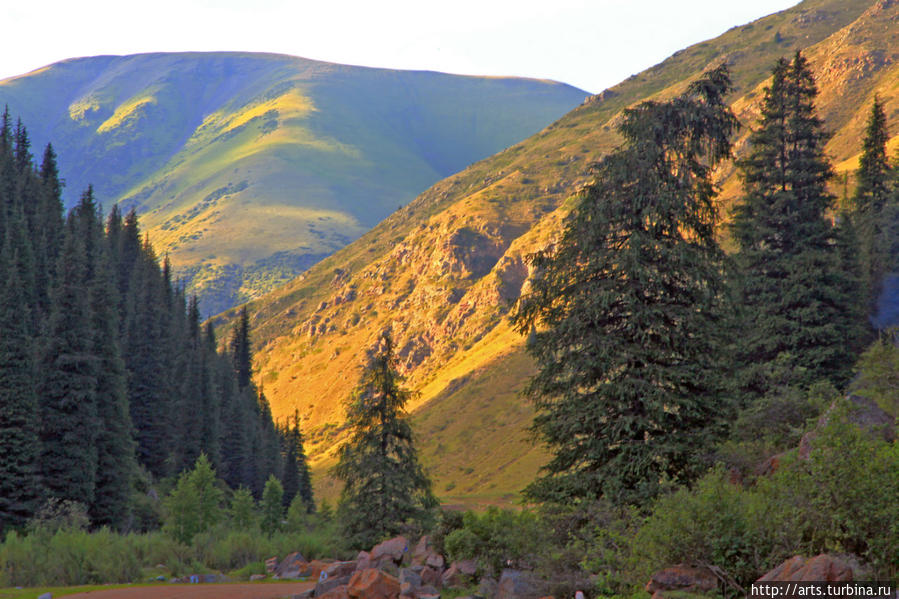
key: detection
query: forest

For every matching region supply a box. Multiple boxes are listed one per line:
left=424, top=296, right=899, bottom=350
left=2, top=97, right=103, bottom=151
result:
left=3, top=49, right=899, bottom=597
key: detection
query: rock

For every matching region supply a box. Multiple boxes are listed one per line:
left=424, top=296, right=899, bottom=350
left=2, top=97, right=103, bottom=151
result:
left=348, top=568, right=402, bottom=599
left=371, top=536, right=409, bottom=564
left=421, top=566, right=442, bottom=588
left=497, top=569, right=545, bottom=599
left=266, top=556, right=280, bottom=573
left=305, top=560, right=334, bottom=579
left=317, top=574, right=353, bottom=596
left=357, top=551, right=373, bottom=571
left=425, top=553, right=445, bottom=570
left=37, top=594, right=52, bottom=599
left=276, top=552, right=309, bottom=578
left=478, top=576, right=498, bottom=599
left=411, top=536, right=432, bottom=566
left=325, top=561, right=359, bottom=579
left=758, top=555, right=853, bottom=582
left=291, top=591, right=315, bottom=599
left=400, top=568, right=423, bottom=590
left=418, top=584, right=441, bottom=597
left=318, top=585, right=350, bottom=599
left=441, top=563, right=473, bottom=589
left=455, top=560, right=477, bottom=576
left=250, top=574, right=266, bottom=581
left=645, top=565, right=717, bottom=595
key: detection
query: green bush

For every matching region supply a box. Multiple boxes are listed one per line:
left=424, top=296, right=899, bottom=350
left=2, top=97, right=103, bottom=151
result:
left=444, top=508, right=545, bottom=577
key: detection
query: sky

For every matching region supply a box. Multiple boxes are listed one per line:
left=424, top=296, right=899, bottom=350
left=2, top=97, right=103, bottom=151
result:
left=2, top=0, right=801, bottom=94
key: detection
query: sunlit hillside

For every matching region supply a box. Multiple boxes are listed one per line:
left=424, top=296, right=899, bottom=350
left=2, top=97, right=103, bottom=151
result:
left=210, top=0, right=899, bottom=508
left=0, top=52, right=586, bottom=314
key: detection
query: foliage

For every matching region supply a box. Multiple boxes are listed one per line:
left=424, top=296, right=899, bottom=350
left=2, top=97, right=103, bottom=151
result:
left=853, top=332, right=899, bottom=417
left=333, top=332, right=437, bottom=549
left=163, top=454, right=224, bottom=544
left=260, top=475, right=284, bottom=536
left=512, top=65, right=738, bottom=505
left=444, top=508, right=545, bottom=578
left=731, top=52, right=867, bottom=394
left=229, top=487, right=257, bottom=531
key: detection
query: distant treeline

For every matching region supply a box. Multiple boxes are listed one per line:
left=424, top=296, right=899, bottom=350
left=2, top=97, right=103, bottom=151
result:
left=0, top=109, right=312, bottom=535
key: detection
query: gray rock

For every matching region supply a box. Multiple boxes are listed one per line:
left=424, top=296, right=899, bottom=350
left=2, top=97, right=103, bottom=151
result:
left=315, top=573, right=352, bottom=596
left=400, top=567, right=423, bottom=589
left=478, top=576, right=498, bottom=599
left=37, top=594, right=52, bottom=599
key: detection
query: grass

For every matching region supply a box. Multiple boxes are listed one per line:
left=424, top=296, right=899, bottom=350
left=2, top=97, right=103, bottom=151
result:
left=0, top=584, right=147, bottom=599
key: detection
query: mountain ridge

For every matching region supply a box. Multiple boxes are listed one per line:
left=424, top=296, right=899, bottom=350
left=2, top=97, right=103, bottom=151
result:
left=217, top=0, right=893, bottom=506
left=0, top=51, right=587, bottom=315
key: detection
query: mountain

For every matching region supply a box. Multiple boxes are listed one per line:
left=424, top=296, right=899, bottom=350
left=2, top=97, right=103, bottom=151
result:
left=0, top=52, right=587, bottom=315
left=214, top=0, right=899, bottom=507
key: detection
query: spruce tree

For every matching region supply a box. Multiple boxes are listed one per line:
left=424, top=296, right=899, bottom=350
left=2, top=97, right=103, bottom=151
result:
left=282, top=410, right=314, bottom=512
left=0, top=251, right=40, bottom=532
left=39, top=217, right=99, bottom=507
left=852, top=96, right=893, bottom=311
left=230, top=306, right=252, bottom=389
left=731, top=52, right=866, bottom=393
left=333, top=332, right=436, bottom=548
left=512, top=65, right=738, bottom=505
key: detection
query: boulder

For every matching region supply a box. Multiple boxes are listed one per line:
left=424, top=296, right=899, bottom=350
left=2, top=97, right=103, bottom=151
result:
left=37, top=594, right=52, bottom=599
left=421, top=566, right=442, bottom=588
left=317, top=574, right=353, bottom=596
left=645, top=565, right=717, bottom=595
left=425, top=553, right=445, bottom=570
left=357, top=551, right=373, bottom=571
left=399, top=568, right=423, bottom=590
left=325, top=561, right=359, bottom=579
left=497, top=569, right=545, bottom=599
left=291, top=591, right=315, bottom=599
left=441, top=563, right=473, bottom=589
left=276, top=552, right=309, bottom=579
left=478, top=576, right=498, bottom=599
left=411, top=536, right=432, bottom=566
left=348, top=568, right=402, bottom=599
left=250, top=574, right=266, bottom=581
left=318, top=586, right=350, bottom=599
left=306, top=560, right=334, bottom=579
left=372, top=536, right=410, bottom=564
left=758, top=555, right=853, bottom=582
left=418, top=584, right=441, bottom=597
left=266, top=556, right=280, bottom=573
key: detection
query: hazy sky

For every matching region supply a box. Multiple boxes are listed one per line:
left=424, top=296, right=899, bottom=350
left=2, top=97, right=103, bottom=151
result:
left=3, top=0, right=800, bottom=93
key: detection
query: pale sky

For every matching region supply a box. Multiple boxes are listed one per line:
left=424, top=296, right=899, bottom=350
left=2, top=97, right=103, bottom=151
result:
left=2, top=0, right=800, bottom=93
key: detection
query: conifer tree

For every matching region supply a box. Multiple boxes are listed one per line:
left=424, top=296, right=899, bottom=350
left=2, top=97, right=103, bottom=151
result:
left=333, top=332, right=436, bottom=548
left=230, top=306, right=252, bottom=389
left=852, top=96, right=893, bottom=311
left=282, top=410, right=314, bottom=512
left=0, top=251, right=40, bottom=533
left=39, top=217, right=99, bottom=507
left=732, top=52, right=866, bottom=393
left=512, top=65, right=738, bottom=505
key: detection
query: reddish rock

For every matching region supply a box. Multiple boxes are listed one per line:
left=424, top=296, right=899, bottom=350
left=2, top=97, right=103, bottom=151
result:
left=645, top=565, right=717, bottom=595
left=411, top=536, right=432, bottom=566
left=371, top=536, right=410, bottom=564
left=265, top=556, right=279, bottom=573
left=442, top=563, right=475, bottom=588
left=318, top=585, right=350, bottom=599
left=348, top=568, right=402, bottom=599
left=275, top=552, right=308, bottom=579
left=758, top=555, right=853, bottom=582
left=306, top=560, right=333, bottom=580
left=317, top=574, right=353, bottom=596
left=425, top=553, right=445, bottom=570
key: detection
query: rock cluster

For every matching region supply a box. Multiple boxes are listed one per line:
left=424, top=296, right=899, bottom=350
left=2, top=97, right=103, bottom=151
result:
left=264, top=535, right=549, bottom=599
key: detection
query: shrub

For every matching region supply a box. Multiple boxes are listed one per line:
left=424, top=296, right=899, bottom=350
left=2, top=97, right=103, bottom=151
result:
left=444, top=508, right=545, bottom=577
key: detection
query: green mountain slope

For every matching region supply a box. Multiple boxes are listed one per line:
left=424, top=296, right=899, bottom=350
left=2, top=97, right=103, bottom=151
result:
left=0, top=52, right=586, bottom=314
left=214, top=0, right=897, bottom=508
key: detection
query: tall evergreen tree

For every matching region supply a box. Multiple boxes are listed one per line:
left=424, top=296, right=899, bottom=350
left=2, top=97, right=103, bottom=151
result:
left=230, top=306, right=252, bottom=389
left=38, top=217, right=99, bottom=507
left=0, top=251, right=40, bottom=533
left=282, top=410, right=314, bottom=512
left=852, top=96, right=893, bottom=311
left=333, top=332, right=436, bottom=548
left=731, top=52, right=866, bottom=393
left=512, top=65, right=738, bottom=505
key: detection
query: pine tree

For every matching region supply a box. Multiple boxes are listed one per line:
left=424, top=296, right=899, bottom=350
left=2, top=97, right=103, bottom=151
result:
left=0, top=250, right=40, bottom=533
left=731, top=52, right=866, bottom=393
left=282, top=410, right=314, bottom=512
left=333, top=332, right=436, bottom=548
left=512, top=65, right=739, bottom=505
left=230, top=306, right=252, bottom=389
left=852, top=96, right=893, bottom=311
left=38, top=217, right=99, bottom=507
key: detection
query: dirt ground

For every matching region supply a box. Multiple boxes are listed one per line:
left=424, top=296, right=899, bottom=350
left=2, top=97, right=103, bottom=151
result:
left=62, top=581, right=315, bottom=599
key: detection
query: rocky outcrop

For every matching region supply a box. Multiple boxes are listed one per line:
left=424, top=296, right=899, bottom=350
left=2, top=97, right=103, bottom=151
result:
left=758, top=555, right=853, bottom=582
left=348, top=568, right=402, bottom=599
